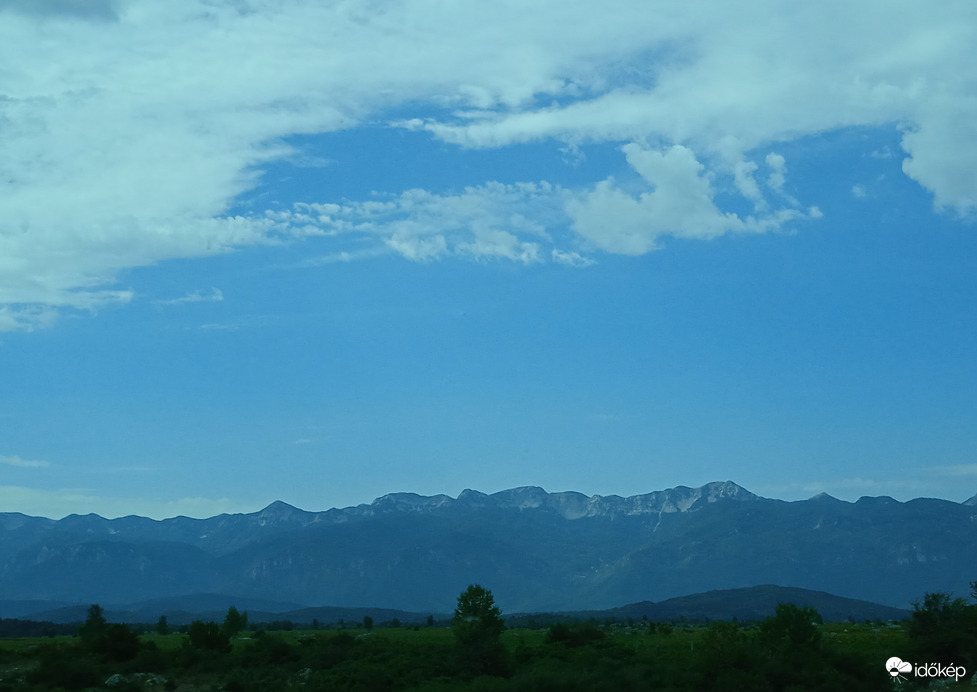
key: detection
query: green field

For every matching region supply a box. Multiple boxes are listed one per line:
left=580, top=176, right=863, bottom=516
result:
left=0, top=618, right=926, bottom=692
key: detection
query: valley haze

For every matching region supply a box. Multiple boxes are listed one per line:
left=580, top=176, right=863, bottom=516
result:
left=2, top=481, right=975, bottom=615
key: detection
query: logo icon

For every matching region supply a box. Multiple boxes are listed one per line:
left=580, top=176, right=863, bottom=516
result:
left=886, top=657, right=912, bottom=681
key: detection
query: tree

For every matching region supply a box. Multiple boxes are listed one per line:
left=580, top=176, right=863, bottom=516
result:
left=908, top=592, right=977, bottom=671
left=759, top=603, right=822, bottom=650
left=363, top=615, right=374, bottom=631
left=451, top=584, right=506, bottom=675
left=452, top=584, right=504, bottom=644
left=546, top=621, right=604, bottom=647
left=77, top=605, right=140, bottom=662
left=188, top=620, right=231, bottom=652
left=222, top=606, right=248, bottom=637
left=78, top=604, right=107, bottom=645
left=156, top=615, right=169, bottom=636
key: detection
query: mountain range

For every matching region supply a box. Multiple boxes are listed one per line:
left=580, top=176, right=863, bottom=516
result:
left=1, top=481, right=975, bottom=614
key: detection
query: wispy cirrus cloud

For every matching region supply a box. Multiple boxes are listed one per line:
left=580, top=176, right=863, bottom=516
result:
left=154, top=287, right=224, bottom=306
left=0, top=454, right=50, bottom=469
left=758, top=469, right=977, bottom=504
left=935, top=464, right=977, bottom=477
left=0, top=484, right=253, bottom=520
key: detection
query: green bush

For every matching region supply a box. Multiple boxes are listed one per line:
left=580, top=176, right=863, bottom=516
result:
left=545, top=621, right=606, bottom=648
left=187, top=620, right=231, bottom=653
left=27, top=643, right=99, bottom=691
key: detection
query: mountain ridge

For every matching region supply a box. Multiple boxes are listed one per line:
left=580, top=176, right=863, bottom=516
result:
left=1, top=585, right=909, bottom=626
left=1, top=480, right=974, bottom=613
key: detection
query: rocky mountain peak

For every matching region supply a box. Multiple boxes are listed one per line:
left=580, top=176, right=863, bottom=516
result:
left=699, top=480, right=756, bottom=501
left=809, top=492, right=843, bottom=503
left=491, top=486, right=550, bottom=509
left=259, top=500, right=301, bottom=515
left=371, top=492, right=452, bottom=513
left=254, top=500, right=310, bottom=526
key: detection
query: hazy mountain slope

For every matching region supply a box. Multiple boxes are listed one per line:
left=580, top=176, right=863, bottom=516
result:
left=511, top=585, right=911, bottom=624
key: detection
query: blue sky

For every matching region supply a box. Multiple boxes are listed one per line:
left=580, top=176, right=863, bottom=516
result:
left=1, top=0, right=976, bottom=518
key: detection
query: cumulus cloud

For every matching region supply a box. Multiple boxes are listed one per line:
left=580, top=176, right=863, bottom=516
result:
left=1, top=0, right=974, bottom=330
left=734, top=161, right=765, bottom=210
left=901, top=108, right=977, bottom=216
left=567, top=144, right=809, bottom=253
left=765, top=154, right=787, bottom=193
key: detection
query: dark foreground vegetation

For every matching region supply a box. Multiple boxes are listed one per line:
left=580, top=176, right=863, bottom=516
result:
left=0, top=584, right=974, bottom=691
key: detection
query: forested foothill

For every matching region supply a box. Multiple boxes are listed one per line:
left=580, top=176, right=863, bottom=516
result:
left=0, top=584, right=974, bottom=691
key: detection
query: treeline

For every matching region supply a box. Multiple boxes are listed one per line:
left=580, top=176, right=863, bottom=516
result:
left=0, top=618, right=77, bottom=639
left=0, top=584, right=974, bottom=691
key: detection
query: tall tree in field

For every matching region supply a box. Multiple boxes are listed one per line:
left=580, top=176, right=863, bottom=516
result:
left=222, top=606, right=248, bottom=637
left=451, top=584, right=506, bottom=675
left=78, top=604, right=107, bottom=645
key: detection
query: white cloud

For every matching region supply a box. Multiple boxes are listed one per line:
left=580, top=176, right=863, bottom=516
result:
left=734, top=160, right=765, bottom=210
left=0, top=306, right=59, bottom=333
left=456, top=229, right=541, bottom=264
left=405, top=3, right=976, bottom=209
left=265, top=144, right=811, bottom=261
left=275, top=182, right=568, bottom=264
left=935, top=464, right=977, bottom=477
left=567, top=144, right=807, bottom=253
left=0, top=0, right=120, bottom=21
left=552, top=249, right=596, bottom=267
left=758, top=476, right=937, bottom=501
left=0, top=454, right=50, bottom=469
left=155, top=287, right=224, bottom=306
left=765, top=153, right=787, bottom=193
left=0, top=484, right=253, bottom=520
left=852, top=184, right=867, bottom=199
left=296, top=247, right=391, bottom=267
left=1, top=0, right=974, bottom=329
left=901, top=105, right=977, bottom=216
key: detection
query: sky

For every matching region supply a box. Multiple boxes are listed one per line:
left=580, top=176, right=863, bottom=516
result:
left=1, top=0, right=976, bottom=519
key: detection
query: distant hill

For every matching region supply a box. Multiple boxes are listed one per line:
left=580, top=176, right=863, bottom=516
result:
left=1, top=481, right=975, bottom=613
left=517, top=585, right=910, bottom=624
left=4, top=585, right=906, bottom=628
